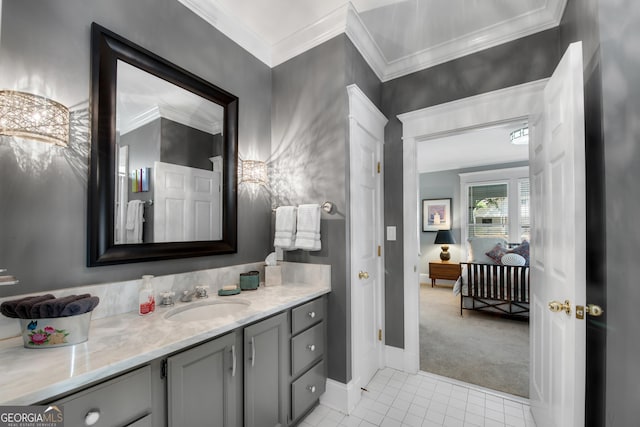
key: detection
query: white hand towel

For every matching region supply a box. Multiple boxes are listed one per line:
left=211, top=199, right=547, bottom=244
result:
left=295, top=204, right=321, bottom=251
left=125, top=200, right=145, bottom=243
left=274, top=206, right=297, bottom=250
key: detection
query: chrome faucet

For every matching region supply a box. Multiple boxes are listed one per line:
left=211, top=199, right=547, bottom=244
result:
left=180, top=285, right=209, bottom=302
left=180, top=289, right=197, bottom=302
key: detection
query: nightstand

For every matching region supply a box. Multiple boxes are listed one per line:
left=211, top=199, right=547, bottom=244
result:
left=428, top=262, right=461, bottom=287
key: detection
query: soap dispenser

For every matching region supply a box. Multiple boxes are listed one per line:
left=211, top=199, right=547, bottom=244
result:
left=139, top=275, right=156, bottom=315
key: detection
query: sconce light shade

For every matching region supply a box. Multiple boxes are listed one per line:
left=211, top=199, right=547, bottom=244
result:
left=0, top=90, right=69, bottom=147
left=434, top=229, right=456, bottom=261
left=240, top=159, right=268, bottom=185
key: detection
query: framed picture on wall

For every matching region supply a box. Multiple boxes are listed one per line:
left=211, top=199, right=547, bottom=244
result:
left=422, top=198, right=451, bottom=231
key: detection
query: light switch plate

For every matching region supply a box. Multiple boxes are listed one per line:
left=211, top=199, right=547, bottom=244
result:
left=386, top=226, right=396, bottom=241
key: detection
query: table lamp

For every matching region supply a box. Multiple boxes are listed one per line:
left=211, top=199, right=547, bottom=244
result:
left=434, top=230, right=455, bottom=261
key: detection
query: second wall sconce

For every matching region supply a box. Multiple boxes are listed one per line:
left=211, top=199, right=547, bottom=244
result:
left=240, top=159, right=268, bottom=185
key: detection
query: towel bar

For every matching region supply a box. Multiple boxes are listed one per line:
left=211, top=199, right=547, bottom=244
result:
left=272, top=201, right=336, bottom=215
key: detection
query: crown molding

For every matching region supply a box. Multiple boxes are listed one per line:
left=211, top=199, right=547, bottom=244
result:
left=179, top=0, right=567, bottom=81
left=344, top=4, right=387, bottom=81
left=177, top=0, right=272, bottom=66
left=119, top=105, right=221, bottom=136
left=271, top=4, right=350, bottom=67
left=382, top=0, right=567, bottom=81
left=119, top=105, right=160, bottom=135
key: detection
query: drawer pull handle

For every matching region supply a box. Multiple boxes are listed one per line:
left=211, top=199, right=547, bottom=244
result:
left=250, top=337, right=256, bottom=367
left=84, top=409, right=101, bottom=426
left=307, top=344, right=316, bottom=352
left=307, top=385, right=317, bottom=393
left=308, top=311, right=316, bottom=319
left=231, top=344, right=236, bottom=377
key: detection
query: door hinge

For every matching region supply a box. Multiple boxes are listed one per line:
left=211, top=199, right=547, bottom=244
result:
left=377, top=162, right=381, bottom=174
left=378, top=329, right=382, bottom=341
left=378, top=245, right=381, bottom=257
left=161, top=359, right=168, bottom=379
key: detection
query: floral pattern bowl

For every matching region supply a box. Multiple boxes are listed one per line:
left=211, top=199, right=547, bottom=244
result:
left=19, top=311, right=92, bottom=348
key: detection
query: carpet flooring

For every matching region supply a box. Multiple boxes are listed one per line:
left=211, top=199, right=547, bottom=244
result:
left=419, top=283, right=530, bottom=397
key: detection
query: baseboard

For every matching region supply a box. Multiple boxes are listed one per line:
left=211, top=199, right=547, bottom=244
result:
left=320, top=378, right=361, bottom=414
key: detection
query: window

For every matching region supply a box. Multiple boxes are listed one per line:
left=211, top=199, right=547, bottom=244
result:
left=459, top=167, right=530, bottom=258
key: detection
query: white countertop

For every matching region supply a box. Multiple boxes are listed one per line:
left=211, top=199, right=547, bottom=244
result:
left=0, top=282, right=330, bottom=405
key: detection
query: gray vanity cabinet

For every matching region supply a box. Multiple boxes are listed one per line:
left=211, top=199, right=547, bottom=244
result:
left=244, top=312, right=289, bottom=427
left=289, top=297, right=327, bottom=423
left=167, top=331, right=241, bottom=427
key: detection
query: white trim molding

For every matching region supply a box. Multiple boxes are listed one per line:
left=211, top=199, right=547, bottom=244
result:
left=179, top=0, right=566, bottom=81
left=320, top=378, right=362, bottom=415
left=399, top=80, right=546, bottom=375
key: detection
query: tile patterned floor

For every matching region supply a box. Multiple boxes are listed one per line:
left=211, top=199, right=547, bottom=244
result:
left=300, top=368, right=537, bottom=427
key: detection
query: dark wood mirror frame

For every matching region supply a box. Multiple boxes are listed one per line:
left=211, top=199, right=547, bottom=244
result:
left=88, top=23, right=238, bottom=266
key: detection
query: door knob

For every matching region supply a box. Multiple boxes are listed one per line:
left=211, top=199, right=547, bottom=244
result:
left=549, top=300, right=572, bottom=315
left=358, top=271, right=369, bottom=280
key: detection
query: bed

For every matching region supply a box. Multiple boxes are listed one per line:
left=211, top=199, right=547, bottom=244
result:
left=453, top=238, right=531, bottom=319
left=454, top=262, right=530, bottom=318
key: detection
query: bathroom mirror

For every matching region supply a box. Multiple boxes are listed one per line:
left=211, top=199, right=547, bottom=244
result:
left=88, top=23, right=238, bottom=266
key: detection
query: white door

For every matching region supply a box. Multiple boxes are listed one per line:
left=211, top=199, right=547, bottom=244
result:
left=154, top=161, right=222, bottom=242
left=348, top=85, right=386, bottom=394
left=529, top=41, right=586, bottom=427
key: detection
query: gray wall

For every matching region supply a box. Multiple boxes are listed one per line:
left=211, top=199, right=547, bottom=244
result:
left=0, top=0, right=272, bottom=297
left=160, top=118, right=219, bottom=171
left=271, top=35, right=381, bottom=384
left=380, top=28, right=561, bottom=348
left=560, top=0, right=640, bottom=425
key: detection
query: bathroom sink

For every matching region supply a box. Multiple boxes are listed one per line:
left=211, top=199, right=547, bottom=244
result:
left=164, top=299, right=251, bottom=322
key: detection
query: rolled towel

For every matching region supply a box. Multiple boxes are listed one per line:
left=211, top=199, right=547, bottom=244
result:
left=1, top=296, right=37, bottom=318
left=14, top=294, right=55, bottom=319
left=60, top=296, right=100, bottom=317
left=33, top=294, right=91, bottom=319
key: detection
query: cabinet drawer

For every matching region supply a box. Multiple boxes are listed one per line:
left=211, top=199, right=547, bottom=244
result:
left=54, top=365, right=151, bottom=427
left=429, top=263, right=461, bottom=280
left=292, top=298, right=324, bottom=335
left=291, top=322, right=324, bottom=376
left=291, top=361, right=326, bottom=421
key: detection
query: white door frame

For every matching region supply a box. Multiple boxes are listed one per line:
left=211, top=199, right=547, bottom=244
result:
left=397, top=79, right=548, bottom=373
left=323, top=85, right=386, bottom=414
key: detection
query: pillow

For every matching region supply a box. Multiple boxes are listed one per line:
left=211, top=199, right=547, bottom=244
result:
left=467, top=237, right=508, bottom=264
left=485, top=243, right=508, bottom=264
left=507, top=241, right=530, bottom=265
left=501, top=253, right=526, bottom=266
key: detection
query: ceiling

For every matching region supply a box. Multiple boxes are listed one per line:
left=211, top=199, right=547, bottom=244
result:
left=178, top=0, right=567, bottom=81
left=116, top=61, right=223, bottom=136
left=416, top=120, right=529, bottom=173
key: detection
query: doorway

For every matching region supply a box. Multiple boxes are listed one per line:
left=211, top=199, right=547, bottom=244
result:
left=416, top=122, right=531, bottom=397
left=398, top=79, right=547, bottom=377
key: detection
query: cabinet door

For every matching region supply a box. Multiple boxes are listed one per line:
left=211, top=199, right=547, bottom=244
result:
left=244, top=312, right=288, bottom=427
left=168, top=332, right=240, bottom=427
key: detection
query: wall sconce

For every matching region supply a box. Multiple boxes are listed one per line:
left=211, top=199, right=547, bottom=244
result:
left=0, top=90, right=70, bottom=147
left=240, top=159, right=268, bottom=185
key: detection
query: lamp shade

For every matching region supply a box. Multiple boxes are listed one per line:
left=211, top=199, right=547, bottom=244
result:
left=434, top=230, right=455, bottom=245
